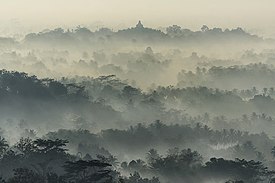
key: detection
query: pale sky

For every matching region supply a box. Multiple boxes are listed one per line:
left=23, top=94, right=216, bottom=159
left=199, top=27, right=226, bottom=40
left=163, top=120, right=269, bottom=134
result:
left=0, top=0, right=275, bottom=37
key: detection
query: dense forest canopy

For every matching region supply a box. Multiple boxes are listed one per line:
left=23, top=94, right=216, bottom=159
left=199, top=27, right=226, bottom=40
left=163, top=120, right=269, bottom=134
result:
left=1, top=22, right=275, bottom=182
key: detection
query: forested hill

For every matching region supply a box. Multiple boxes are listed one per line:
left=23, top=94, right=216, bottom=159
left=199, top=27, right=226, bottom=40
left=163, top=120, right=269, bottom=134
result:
left=0, top=23, right=264, bottom=48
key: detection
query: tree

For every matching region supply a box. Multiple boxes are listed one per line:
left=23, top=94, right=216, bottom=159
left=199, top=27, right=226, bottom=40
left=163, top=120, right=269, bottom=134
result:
left=0, top=137, right=8, bottom=157
left=63, top=160, right=112, bottom=183
left=122, top=172, right=160, bottom=183
left=201, top=25, right=209, bottom=32
left=146, top=149, right=160, bottom=165
left=148, top=148, right=202, bottom=180
left=166, top=25, right=182, bottom=38
left=15, top=138, right=34, bottom=155
left=204, top=158, right=275, bottom=182
left=7, top=168, right=44, bottom=183
left=26, top=139, right=69, bottom=182
left=96, top=154, right=119, bottom=169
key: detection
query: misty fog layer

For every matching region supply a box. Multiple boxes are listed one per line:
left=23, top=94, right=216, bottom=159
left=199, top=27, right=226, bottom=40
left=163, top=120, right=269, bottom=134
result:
left=1, top=22, right=275, bottom=183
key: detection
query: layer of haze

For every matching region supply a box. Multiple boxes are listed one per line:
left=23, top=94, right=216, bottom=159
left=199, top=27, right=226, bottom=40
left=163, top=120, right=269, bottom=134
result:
left=1, top=0, right=275, bottom=37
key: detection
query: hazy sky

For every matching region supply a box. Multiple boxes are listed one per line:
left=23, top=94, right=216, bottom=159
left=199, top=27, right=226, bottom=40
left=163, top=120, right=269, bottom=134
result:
left=0, top=0, right=275, bottom=37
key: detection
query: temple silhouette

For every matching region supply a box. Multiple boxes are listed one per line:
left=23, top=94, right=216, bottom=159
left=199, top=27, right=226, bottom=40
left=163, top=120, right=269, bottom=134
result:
left=135, top=20, right=144, bottom=29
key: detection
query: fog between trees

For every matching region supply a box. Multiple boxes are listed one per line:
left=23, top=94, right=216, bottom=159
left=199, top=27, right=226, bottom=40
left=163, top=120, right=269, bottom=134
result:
left=0, top=22, right=275, bottom=182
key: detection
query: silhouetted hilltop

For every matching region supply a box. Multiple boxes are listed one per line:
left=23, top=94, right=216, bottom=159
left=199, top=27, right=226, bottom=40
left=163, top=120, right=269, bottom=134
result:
left=22, top=21, right=265, bottom=47
left=115, top=21, right=167, bottom=42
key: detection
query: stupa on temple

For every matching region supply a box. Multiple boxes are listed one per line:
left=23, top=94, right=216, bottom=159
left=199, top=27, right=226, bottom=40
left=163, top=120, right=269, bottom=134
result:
left=136, top=20, right=144, bottom=29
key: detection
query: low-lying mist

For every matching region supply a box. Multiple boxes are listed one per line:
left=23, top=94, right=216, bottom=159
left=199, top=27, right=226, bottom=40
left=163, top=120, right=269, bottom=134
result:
left=0, top=22, right=275, bottom=182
